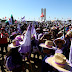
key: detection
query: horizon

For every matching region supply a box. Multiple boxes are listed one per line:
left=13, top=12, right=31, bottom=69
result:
left=0, top=0, right=72, bottom=21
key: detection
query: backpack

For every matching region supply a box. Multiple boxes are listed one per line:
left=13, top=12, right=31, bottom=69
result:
left=5, top=56, right=16, bottom=71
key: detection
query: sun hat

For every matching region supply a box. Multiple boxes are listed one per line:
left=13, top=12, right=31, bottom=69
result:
left=8, top=39, right=22, bottom=48
left=42, top=33, right=51, bottom=37
left=15, top=36, right=23, bottom=41
left=36, top=28, right=41, bottom=31
left=43, top=28, right=49, bottom=32
left=15, top=35, right=24, bottom=41
left=41, top=33, right=51, bottom=40
left=66, top=30, right=72, bottom=38
left=39, top=40, right=54, bottom=49
left=51, top=26, right=57, bottom=30
left=53, top=38, right=66, bottom=45
left=45, top=53, right=72, bottom=72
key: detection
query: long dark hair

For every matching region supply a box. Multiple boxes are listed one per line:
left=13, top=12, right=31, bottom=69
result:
left=6, top=47, right=22, bottom=64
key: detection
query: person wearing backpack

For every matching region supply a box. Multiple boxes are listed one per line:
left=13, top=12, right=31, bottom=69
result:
left=4, top=39, right=25, bottom=72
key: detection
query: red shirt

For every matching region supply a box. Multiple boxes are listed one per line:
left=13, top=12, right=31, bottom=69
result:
left=0, top=33, right=8, bottom=44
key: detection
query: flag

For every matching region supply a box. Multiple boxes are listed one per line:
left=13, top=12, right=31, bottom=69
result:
left=40, top=13, right=44, bottom=17
left=69, top=39, right=72, bottom=65
left=31, top=24, right=37, bottom=40
left=8, top=18, right=12, bottom=25
left=21, top=16, right=25, bottom=22
left=60, top=26, right=65, bottom=39
left=19, top=24, right=31, bottom=59
left=8, top=14, right=14, bottom=25
left=11, top=14, right=14, bottom=24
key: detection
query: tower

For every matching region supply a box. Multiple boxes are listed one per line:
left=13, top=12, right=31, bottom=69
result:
left=41, top=8, right=43, bottom=21
left=41, top=8, right=46, bottom=21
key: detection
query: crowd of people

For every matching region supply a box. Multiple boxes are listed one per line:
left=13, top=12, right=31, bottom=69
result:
left=0, top=20, right=72, bottom=72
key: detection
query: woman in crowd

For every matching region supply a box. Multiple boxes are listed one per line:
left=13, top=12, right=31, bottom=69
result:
left=0, top=28, right=9, bottom=59
left=4, top=39, right=25, bottom=72
left=39, top=40, right=55, bottom=72
left=45, top=53, right=72, bottom=72
left=53, top=38, right=66, bottom=54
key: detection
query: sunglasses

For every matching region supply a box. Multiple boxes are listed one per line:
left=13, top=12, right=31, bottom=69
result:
left=57, top=41, right=62, bottom=43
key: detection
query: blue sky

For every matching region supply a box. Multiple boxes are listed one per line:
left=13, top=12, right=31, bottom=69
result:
left=0, top=0, right=72, bottom=21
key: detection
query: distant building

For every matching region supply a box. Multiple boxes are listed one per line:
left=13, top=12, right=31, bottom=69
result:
left=41, top=8, right=46, bottom=21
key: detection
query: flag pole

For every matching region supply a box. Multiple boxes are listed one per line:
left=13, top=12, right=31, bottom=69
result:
left=64, top=21, right=65, bottom=39
left=29, top=23, right=33, bottom=72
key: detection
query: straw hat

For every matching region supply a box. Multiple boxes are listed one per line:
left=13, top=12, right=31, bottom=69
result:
left=51, top=26, right=57, bottom=30
left=45, top=53, right=72, bottom=72
left=53, top=38, right=66, bottom=45
left=39, top=40, right=54, bottom=49
left=36, top=28, right=41, bottom=31
left=43, top=33, right=51, bottom=37
left=8, top=39, right=22, bottom=48
left=43, top=28, right=49, bottom=32
left=65, top=25, right=68, bottom=27
left=15, top=35, right=20, bottom=37
left=15, top=35, right=24, bottom=40
left=66, top=30, right=72, bottom=38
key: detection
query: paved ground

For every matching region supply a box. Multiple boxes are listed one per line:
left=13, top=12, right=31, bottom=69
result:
left=0, top=47, right=42, bottom=72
